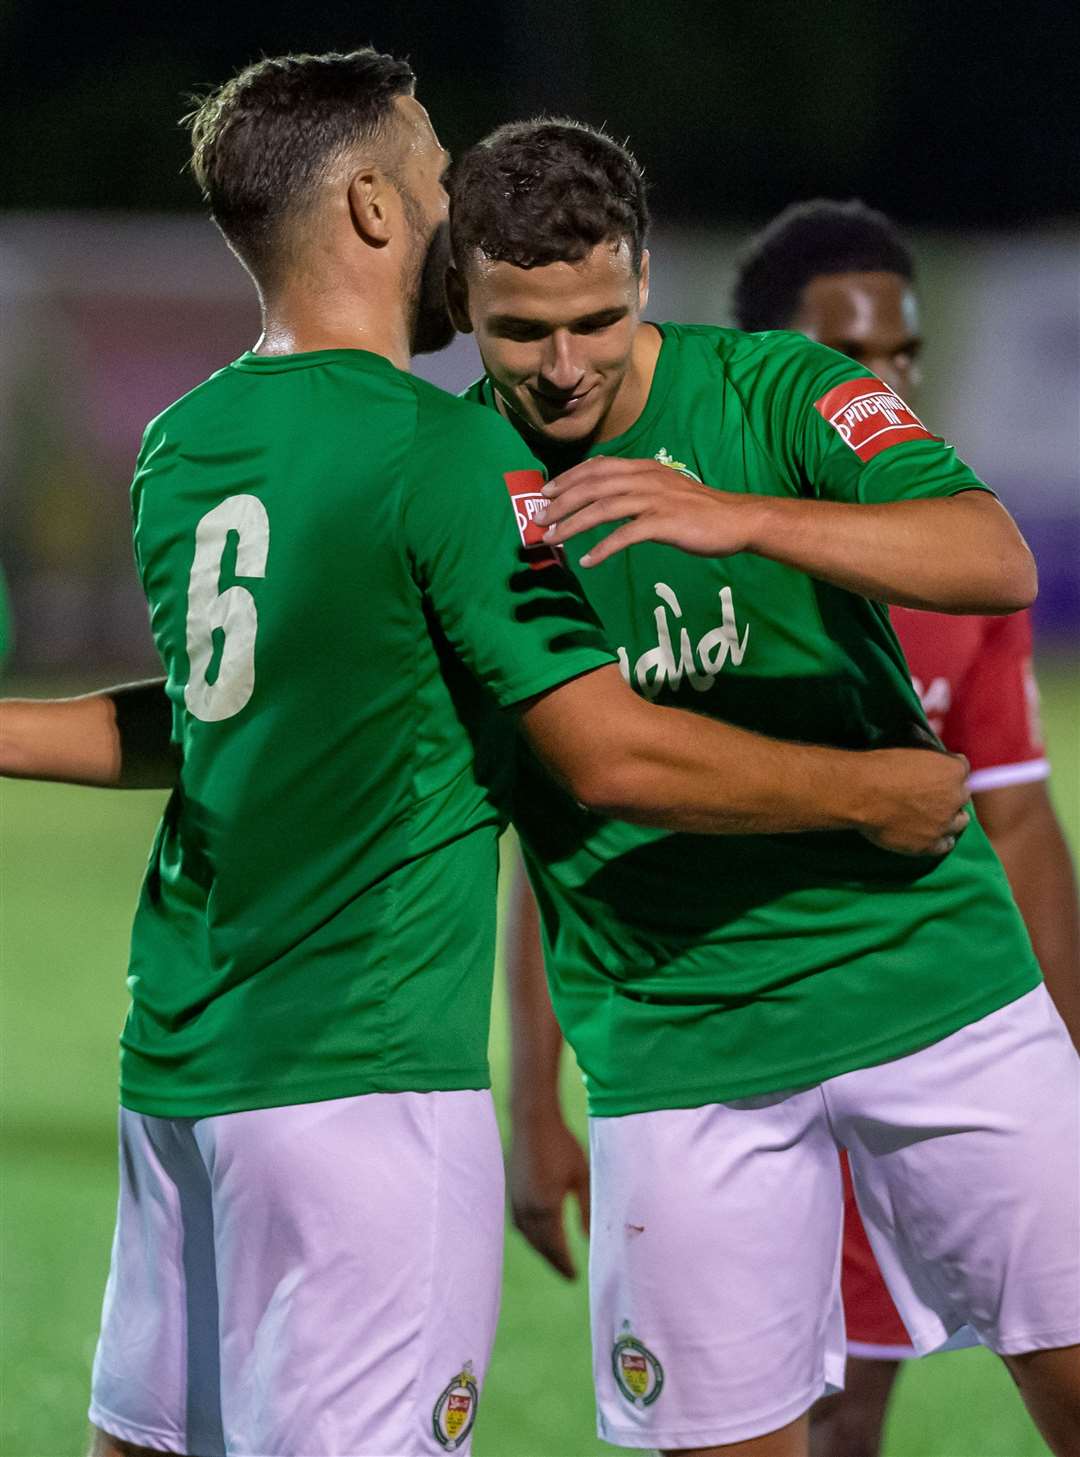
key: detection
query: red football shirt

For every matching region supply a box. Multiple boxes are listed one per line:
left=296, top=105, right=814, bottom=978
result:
left=889, top=606, right=1048, bottom=791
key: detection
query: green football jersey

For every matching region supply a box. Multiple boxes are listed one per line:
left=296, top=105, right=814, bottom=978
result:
left=123, top=348, right=614, bottom=1117
left=466, top=323, right=1041, bottom=1115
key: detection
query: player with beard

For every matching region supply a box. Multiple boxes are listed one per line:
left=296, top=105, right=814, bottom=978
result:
left=0, top=58, right=982, bottom=1457
left=732, top=197, right=1080, bottom=1457
left=446, top=122, right=1080, bottom=1457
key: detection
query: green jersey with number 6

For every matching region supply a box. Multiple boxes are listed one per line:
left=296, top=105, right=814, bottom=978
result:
left=123, top=348, right=614, bottom=1117
left=467, top=323, right=1042, bottom=1115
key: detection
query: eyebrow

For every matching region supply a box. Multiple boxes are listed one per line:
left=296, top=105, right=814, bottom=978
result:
left=487, top=305, right=630, bottom=331
left=837, top=334, right=922, bottom=356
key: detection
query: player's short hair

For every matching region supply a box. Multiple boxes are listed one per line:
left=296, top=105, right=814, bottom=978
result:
left=732, top=199, right=915, bottom=332
left=186, top=48, right=416, bottom=282
left=449, top=118, right=649, bottom=274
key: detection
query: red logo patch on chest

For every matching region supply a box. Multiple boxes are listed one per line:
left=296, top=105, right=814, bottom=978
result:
left=813, top=378, right=936, bottom=462
left=504, top=468, right=559, bottom=569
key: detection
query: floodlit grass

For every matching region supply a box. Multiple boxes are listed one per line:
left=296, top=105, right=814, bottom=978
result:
left=2, top=662, right=1074, bottom=1455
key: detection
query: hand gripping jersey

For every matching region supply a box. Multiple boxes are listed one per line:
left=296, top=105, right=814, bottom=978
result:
left=890, top=606, right=1048, bottom=792
left=466, top=324, right=1041, bottom=1116
left=123, top=349, right=614, bottom=1117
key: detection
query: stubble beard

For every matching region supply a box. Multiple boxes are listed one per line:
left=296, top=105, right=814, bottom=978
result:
left=401, top=193, right=455, bottom=356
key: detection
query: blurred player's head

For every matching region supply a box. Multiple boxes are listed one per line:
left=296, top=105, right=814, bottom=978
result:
left=447, top=119, right=651, bottom=445
left=733, top=199, right=922, bottom=397
left=187, top=49, right=454, bottom=353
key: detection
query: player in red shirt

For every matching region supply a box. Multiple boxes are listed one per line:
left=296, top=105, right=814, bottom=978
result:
left=732, top=197, right=1080, bottom=1457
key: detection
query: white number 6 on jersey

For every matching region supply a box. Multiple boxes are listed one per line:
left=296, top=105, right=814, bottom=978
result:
left=184, top=494, right=269, bottom=723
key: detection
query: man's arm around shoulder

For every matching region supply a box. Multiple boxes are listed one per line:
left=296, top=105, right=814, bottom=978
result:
left=519, top=663, right=970, bottom=855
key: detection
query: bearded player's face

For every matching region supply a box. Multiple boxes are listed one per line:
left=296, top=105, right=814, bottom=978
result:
left=458, top=239, right=648, bottom=445
left=792, top=270, right=923, bottom=400
left=393, top=96, right=456, bottom=355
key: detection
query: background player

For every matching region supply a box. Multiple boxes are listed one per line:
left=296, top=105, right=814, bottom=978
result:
left=731, top=196, right=1080, bottom=1457
left=0, top=58, right=979, bottom=1457
left=448, top=120, right=1080, bottom=1457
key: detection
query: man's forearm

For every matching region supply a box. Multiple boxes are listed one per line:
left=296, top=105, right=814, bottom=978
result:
left=538, top=458, right=1035, bottom=612
left=0, top=680, right=176, bottom=789
left=521, top=664, right=968, bottom=854
left=977, top=781, right=1080, bottom=1050
left=506, top=857, right=565, bottom=1120
left=744, top=490, right=1036, bottom=614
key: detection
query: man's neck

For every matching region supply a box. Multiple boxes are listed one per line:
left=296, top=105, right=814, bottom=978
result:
left=254, top=281, right=412, bottom=370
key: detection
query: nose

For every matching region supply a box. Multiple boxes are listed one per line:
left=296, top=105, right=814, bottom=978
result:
left=540, top=330, right=586, bottom=394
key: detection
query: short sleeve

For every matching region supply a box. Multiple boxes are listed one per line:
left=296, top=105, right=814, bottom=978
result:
left=400, top=391, right=616, bottom=709
left=756, top=335, right=997, bottom=507
left=948, top=611, right=1049, bottom=788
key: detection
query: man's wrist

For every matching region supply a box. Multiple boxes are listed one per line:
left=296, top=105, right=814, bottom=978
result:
left=817, top=746, right=875, bottom=833
left=737, top=492, right=784, bottom=558
left=509, top=1092, right=566, bottom=1127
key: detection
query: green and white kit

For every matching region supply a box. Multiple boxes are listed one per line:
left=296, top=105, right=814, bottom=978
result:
left=468, top=323, right=1041, bottom=1115
left=123, top=348, right=614, bottom=1117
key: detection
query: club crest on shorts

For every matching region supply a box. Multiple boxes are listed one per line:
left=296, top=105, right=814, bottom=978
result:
left=612, top=1323, right=664, bottom=1407
left=432, top=1362, right=479, bottom=1450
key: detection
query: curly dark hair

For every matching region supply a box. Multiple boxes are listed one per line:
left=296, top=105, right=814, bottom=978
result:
left=449, top=118, right=648, bottom=274
left=186, top=48, right=415, bottom=282
left=732, top=199, right=914, bottom=332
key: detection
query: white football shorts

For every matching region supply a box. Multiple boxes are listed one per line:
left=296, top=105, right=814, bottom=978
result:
left=89, top=1089, right=504, bottom=1457
left=589, top=984, right=1080, bottom=1451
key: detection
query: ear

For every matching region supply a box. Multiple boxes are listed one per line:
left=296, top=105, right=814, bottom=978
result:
left=347, top=167, right=394, bottom=247
left=637, top=249, right=651, bottom=311
left=445, top=265, right=474, bottom=334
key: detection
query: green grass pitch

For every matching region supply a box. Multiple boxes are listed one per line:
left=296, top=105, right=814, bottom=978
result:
left=2, top=661, right=1076, bottom=1455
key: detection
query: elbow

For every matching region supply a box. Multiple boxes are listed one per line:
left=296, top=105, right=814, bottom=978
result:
left=1015, top=543, right=1039, bottom=610
left=996, top=541, right=1038, bottom=614
left=952, top=495, right=1038, bottom=614
left=564, top=755, right=643, bottom=819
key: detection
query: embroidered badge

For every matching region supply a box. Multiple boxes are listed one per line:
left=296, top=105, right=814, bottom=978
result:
left=433, top=1363, right=479, bottom=1451
left=612, top=1324, right=664, bottom=1407
left=654, top=447, right=703, bottom=483
left=813, top=378, right=936, bottom=462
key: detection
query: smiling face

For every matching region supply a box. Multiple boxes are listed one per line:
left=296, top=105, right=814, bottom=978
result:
left=452, top=238, right=650, bottom=446
left=792, top=269, right=923, bottom=399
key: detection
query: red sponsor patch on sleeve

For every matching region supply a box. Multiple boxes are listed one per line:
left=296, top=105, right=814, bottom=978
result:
left=813, top=378, right=936, bottom=462
left=504, top=468, right=559, bottom=569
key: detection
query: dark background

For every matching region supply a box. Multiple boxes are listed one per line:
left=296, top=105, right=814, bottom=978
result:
left=5, top=0, right=1079, bottom=226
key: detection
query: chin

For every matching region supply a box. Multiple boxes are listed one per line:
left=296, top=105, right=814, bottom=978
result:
left=542, top=419, right=595, bottom=445
left=526, top=405, right=603, bottom=446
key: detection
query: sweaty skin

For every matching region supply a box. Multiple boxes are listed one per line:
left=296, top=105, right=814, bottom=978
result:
left=448, top=238, right=658, bottom=450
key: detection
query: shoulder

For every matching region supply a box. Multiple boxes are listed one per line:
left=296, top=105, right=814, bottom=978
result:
left=138, top=364, right=237, bottom=453
left=662, top=322, right=867, bottom=407
left=408, top=373, right=521, bottom=446
left=405, top=374, right=539, bottom=479
left=724, top=327, right=868, bottom=396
